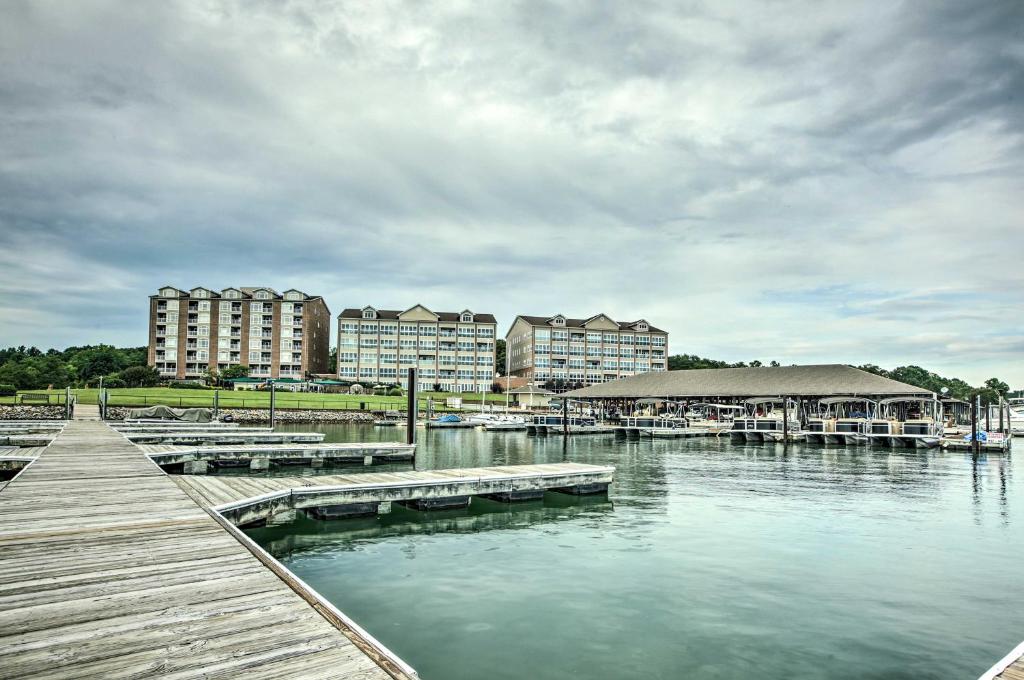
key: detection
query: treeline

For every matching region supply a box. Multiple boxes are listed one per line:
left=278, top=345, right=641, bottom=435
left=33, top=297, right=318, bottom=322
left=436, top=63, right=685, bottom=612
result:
left=668, top=354, right=1013, bottom=404
left=0, top=345, right=156, bottom=390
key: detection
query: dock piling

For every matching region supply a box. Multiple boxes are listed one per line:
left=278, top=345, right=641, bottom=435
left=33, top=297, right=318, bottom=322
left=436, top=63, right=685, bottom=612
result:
left=406, top=368, right=417, bottom=446
left=269, top=382, right=276, bottom=429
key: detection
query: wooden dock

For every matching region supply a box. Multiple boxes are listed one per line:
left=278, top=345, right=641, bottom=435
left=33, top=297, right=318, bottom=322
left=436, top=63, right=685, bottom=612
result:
left=0, top=419, right=414, bottom=679
left=174, top=462, right=616, bottom=526
left=121, top=430, right=326, bottom=445
left=980, top=641, right=1024, bottom=680
left=139, top=442, right=416, bottom=469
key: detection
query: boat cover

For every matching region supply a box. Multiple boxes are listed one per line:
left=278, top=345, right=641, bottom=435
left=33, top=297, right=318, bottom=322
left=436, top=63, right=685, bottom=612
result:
left=126, top=405, right=213, bottom=422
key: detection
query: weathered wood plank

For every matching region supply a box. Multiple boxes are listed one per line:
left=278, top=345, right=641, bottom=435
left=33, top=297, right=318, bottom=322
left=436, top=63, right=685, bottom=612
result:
left=0, top=420, right=404, bottom=680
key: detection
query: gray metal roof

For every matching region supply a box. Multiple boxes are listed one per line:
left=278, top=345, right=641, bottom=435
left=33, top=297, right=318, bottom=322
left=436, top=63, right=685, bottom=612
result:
left=562, top=364, right=934, bottom=399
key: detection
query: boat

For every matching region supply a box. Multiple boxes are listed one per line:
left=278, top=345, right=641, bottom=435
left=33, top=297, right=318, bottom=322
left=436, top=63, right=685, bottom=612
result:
left=729, top=398, right=800, bottom=444
left=682, top=403, right=743, bottom=435
left=811, top=397, right=875, bottom=445
left=425, top=414, right=477, bottom=429
left=526, top=413, right=599, bottom=435
left=867, top=397, right=943, bottom=448
left=470, top=413, right=528, bottom=431
left=1007, top=398, right=1024, bottom=436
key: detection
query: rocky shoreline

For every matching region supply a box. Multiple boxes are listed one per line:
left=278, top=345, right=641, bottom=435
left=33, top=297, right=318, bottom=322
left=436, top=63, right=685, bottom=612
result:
left=105, top=406, right=377, bottom=424
left=0, top=405, right=66, bottom=420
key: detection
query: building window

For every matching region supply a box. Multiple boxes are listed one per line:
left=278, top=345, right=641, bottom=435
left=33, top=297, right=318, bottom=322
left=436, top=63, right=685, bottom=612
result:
left=461, top=313, right=473, bottom=322
left=362, top=309, right=376, bottom=319
left=255, top=291, right=270, bottom=300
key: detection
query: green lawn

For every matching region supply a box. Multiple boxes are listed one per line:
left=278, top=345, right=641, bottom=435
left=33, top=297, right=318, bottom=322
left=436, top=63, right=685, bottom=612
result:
left=2, top=388, right=512, bottom=411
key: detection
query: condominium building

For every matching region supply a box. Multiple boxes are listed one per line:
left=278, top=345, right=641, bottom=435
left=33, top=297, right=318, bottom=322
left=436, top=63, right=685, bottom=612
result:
left=148, top=286, right=331, bottom=380
left=505, top=314, right=668, bottom=388
left=337, top=305, right=497, bottom=392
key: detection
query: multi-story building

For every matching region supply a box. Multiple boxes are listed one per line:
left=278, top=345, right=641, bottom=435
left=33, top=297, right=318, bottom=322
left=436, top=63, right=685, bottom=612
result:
left=337, top=305, right=497, bottom=392
left=148, top=286, right=331, bottom=381
left=505, top=313, right=668, bottom=388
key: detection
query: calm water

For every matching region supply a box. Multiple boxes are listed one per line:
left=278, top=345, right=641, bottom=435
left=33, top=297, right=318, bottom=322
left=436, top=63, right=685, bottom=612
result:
left=247, top=424, right=1022, bottom=679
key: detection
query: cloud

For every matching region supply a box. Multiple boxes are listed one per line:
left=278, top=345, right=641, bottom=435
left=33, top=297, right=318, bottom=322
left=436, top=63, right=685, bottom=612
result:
left=0, top=0, right=1021, bottom=385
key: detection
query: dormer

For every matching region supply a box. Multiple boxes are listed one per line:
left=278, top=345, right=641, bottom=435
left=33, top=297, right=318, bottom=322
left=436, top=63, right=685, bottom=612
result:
left=252, top=288, right=273, bottom=300
left=283, top=289, right=306, bottom=301
left=630, top=319, right=650, bottom=332
left=361, top=306, right=377, bottom=320
left=222, top=287, right=243, bottom=300
left=460, top=310, right=474, bottom=323
left=549, top=314, right=566, bottom=327
left=190, top=287, right=212, bottom=299
left=158, top=286, right=181, bottom=298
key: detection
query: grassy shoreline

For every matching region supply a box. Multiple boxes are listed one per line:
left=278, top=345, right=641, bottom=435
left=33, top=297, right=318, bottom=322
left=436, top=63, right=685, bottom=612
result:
left=1, top=387, right=511, bottom=410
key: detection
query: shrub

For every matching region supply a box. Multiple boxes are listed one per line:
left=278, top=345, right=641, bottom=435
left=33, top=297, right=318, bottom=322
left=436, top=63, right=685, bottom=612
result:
left=103, top=378, right=127, bottom=389
left=0, top=384, right=16, bottom=396
left=118, top=365, right=160, bottom=387
left=386, top=387, right=402, bottom=396
left=168, top=381, right=210, bottom=390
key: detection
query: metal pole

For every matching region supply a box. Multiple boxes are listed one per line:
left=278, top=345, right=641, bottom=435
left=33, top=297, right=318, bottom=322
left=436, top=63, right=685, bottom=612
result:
left=999, top=396, right=1005, bottom=434
left=985, top=399, right=991, bottom=432
left=406, top=368, right=417, bottom=445
left=65, top=386, right=71, bottom=420
left=269, top=382, right=276, bottom=429
left=213, top=389, right=219, bottom=420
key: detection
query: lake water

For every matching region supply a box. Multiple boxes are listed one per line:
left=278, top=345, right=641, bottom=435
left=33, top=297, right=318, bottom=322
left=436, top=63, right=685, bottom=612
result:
left=246, top=424, right=1022, bottom=679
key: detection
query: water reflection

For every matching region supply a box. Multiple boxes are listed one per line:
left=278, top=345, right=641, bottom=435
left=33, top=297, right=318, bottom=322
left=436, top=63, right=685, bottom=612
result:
left=252, top=424, right=1019, bottom=680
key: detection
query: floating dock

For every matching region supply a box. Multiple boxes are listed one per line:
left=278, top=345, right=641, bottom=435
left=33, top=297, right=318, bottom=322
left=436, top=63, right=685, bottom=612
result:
left=526, top=424, right=618, bottom=436
left=0, top=434, right=55, bottom=448
left=424, top=420, right=479, bottom=429
left=0, top=419, right=414, bottom=679
left=175, top=462, right=616, bottom=526
left=140, top=442, right=416, bottom=470
left=121, top=430, right=326, bottom=445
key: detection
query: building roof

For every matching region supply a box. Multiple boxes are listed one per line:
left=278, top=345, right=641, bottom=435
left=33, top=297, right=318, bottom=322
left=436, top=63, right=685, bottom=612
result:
left=151, top=287, right=323, bottom=302
left=509, top=385, right=555, bottom=395
left=561, top=364, right=934, bottom=399
left=514, top=314, right=666, bottom=333
left=338, top=306, right=497, bottom=323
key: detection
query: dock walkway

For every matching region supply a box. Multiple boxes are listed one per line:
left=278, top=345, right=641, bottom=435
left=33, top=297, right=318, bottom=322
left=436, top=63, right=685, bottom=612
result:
left=0, top=420, right=406, bottom=679
left=174, top=462, right=616, bottom=525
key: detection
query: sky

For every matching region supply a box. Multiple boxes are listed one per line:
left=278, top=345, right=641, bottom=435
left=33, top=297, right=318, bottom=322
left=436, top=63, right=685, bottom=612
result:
left=0, top=0, right=1021, bottom=386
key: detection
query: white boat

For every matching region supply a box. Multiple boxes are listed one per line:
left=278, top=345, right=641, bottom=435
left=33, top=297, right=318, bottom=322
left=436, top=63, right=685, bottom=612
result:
left=811, top=397, right=875, bottom=445
left=867, top=397, right=943, bottom=448
left=685, top=403, right=744, bottom=435
left=729, top=398, right=800, bottom=444
left=1007, top=398, right=1024, bottom=436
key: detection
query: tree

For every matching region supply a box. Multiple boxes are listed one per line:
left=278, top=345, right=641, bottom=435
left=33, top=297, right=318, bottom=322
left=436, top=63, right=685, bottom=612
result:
left=119, top=365, right=160, bottom=387
left=219, top=365, right=250, bottom=381
left=490, top=382, right=504, bottom=394
left=328, top=347, right=337, bottom=374
left=495, top=339, right=506, bottom=374
left=984, top=378, right=1010, bottom=397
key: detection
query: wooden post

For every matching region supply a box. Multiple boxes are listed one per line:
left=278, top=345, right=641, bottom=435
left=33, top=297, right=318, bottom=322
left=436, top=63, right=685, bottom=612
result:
left=985, top=400, right=991, bottom=432
left=269, top=382, right=276, bottom=430
left=999, top=396, right=1005, bottom=434
left=213, top=389, right=219, bottom=420
left=65, top=386, right=71, bottom=420
left=562, top=395, right=568, bottom=437
left=406, top=368, right=417, bottom=446
left=782, top=397, right=789, bottom=445
left=971, top=394, right=979, bottom=456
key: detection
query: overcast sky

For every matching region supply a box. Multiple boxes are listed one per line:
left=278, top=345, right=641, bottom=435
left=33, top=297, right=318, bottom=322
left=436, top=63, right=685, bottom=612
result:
left=1, top=0, right=1021, bottom=386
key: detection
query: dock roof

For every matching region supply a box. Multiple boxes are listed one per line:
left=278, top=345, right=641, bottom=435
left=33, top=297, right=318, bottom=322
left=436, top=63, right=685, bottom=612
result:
left=562, top=364, right=934, bottom=400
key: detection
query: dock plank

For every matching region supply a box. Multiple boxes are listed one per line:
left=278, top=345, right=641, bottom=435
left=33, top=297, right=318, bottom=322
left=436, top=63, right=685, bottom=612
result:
left=0, top=420, right=402, bottom=679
